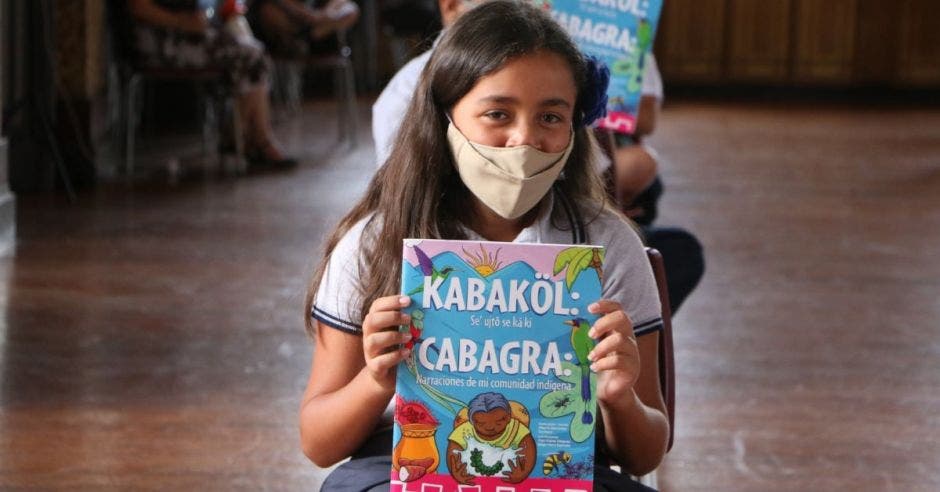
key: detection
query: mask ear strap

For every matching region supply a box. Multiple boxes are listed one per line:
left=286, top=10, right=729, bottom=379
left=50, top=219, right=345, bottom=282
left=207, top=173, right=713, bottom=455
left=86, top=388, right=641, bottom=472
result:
left=553, top=183, right=585, bottom=244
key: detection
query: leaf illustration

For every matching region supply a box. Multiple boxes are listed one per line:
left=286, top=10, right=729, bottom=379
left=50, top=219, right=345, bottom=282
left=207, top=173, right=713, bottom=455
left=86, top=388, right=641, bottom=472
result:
left=555, top=247, right=601, bottom=289
left=570, top=411, right=595, bottom=443
left=553, top=247, right=584, bottom=275
left=565, top=249, right=594, bottom=289
left=540, top=363, right=597, bottom=442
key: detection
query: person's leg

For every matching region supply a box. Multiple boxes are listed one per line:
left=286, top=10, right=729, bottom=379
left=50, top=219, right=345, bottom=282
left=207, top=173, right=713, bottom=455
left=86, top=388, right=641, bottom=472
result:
left=211, top=31, right=295, bottom=165
left=642, top=226, right=705, bottom=314
left=628, top=175, right=662, bottom=226
left=607, top=143, right=661, bottom=225
left=250, top=84, right=288, bottom=158
left=238, top=86, right=261, bottom=146
left=613, top=144, right=658, bottom=206
left=254, top=1, right=309, bottom=57
left=310, top=0, right=359, bottom=40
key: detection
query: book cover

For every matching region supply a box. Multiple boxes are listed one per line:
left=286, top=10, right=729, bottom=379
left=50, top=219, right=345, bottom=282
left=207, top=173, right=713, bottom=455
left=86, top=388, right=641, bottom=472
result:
left=391, top=238, right=606, bottom=492
left=532, top=0, right=664, bottom=135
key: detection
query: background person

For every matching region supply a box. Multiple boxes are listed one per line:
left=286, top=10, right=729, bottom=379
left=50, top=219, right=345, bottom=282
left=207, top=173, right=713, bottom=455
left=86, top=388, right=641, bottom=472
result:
left=127, top=0, right=296, bottom=167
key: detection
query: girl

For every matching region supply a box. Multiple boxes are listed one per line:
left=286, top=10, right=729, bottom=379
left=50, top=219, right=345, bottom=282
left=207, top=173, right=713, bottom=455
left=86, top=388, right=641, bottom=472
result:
left=301, top=1, right=669, bottom=490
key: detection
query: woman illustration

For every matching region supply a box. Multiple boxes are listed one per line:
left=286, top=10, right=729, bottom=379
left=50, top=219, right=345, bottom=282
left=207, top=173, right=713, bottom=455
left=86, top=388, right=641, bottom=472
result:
left=446, top=392, right=536, bottom=484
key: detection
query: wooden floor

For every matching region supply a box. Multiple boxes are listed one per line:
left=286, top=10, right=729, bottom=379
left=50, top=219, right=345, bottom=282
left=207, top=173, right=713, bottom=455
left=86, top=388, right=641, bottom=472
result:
left=1, top=97, right=938, bottom=491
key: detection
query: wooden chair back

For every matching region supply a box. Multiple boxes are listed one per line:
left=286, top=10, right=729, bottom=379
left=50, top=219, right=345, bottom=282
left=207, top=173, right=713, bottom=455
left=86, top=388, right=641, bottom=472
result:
left=646, top=247, right=675, bottom=452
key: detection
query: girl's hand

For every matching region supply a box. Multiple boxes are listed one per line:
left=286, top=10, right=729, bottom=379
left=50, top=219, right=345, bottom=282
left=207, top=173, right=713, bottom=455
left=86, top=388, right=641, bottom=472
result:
left=361, top=295, right=412, bottom=391
left=587, top=300, right=641, bottom=405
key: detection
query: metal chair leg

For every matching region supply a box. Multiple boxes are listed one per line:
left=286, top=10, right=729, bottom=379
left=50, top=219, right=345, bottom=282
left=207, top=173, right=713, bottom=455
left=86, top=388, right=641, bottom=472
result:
left=125, top=73, right=142, bottom=178
left=231, top=98, right=246, bottom=175
left=335, top=30, right=357, bottom=146
left=342, top=60, right=358, bottom=146
left=288, top=62, right=303, bottom=115
left=334, top=64, right=346, bottom=142
left=201, top=84, right=218, bottom=177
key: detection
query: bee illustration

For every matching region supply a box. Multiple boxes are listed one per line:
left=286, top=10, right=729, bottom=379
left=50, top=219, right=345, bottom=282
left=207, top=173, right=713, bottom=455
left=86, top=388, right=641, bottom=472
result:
left=542, top=451, right=572, bottom=475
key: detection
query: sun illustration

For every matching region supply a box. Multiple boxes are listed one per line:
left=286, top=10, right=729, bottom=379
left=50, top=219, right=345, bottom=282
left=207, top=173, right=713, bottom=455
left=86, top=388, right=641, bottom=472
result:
left=463, top=245, right=502, bottom=277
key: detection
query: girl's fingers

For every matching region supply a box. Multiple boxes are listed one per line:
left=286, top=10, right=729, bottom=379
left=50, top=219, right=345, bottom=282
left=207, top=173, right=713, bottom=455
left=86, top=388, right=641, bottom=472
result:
left=589, top=352, right=636, bottom=373
left=588, top=308, right=633, bottom=339
left=364, top=331, right=412, bottom=358
left=588, top=330, right=635, bottom=362
left=368, top=295, right=411, bottom=314
left=368, top=346, right=411, bottom=373
left=587, top=299, right=625, bottom=316
left=363, top=311, right=410, bottom=335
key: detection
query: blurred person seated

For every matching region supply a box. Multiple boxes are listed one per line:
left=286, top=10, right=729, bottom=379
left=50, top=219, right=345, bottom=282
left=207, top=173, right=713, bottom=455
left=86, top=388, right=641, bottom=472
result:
left=126, top=0, right=296, bottom=167
left=246, top=0, right=359, bottom=58
left=372, top=0, right=703, bottom=312
left=380, top=0, right=443, bottom=61
left=371, top=0, right=469, bottom=166
left=604, top=54, right=704, bottom=313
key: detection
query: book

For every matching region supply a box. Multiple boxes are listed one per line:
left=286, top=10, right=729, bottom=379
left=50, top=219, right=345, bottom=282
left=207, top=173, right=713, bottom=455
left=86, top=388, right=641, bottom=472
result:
left=391, top=238, right=606, bottom=492
left=532, top=0, right=664, bottom=135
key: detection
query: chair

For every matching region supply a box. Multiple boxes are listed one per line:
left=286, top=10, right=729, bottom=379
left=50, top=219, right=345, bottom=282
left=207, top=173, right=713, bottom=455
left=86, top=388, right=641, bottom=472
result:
left=106, top=0, right=242, bottom=177
left=121, top=68, right=239, bottom=177
left=646, top=247, right=676, bottom=453
left=593, top=127, right=676, bottom=453
left=619, top=247, right=675, bottom=490
left=271, top=29, right=358, bottom=145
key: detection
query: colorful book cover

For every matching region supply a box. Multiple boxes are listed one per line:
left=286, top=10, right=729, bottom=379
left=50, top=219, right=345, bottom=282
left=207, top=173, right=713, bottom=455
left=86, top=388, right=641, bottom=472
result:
left=391, top=238, right=606, bottom=492
left=532, top=0, right=664, bottom=135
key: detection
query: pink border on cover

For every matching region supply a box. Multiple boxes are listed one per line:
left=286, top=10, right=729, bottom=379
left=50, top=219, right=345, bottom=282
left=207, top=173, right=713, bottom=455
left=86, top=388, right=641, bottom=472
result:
left=389, top=472, right=591, bottom=492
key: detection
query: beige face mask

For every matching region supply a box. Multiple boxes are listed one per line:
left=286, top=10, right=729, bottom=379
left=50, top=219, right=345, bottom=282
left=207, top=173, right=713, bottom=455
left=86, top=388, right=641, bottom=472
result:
left=446, top=123, right=574, bottom=219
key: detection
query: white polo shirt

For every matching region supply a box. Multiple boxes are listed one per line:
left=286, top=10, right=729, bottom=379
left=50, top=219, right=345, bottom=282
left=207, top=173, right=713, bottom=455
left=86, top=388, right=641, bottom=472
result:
left=312, top=195, right=663, bottom=337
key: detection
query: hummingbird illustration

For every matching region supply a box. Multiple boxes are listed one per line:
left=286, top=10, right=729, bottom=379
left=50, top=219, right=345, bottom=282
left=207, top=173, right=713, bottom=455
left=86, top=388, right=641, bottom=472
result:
left=402, top=310, right=437, bottom=354
left=565, top=318, right=596, bottom=424
left=404, top=318, right=421, bottom=350
left=406, top=245, right=454, bottom=296
left=637, top=19, right=653, bottom=52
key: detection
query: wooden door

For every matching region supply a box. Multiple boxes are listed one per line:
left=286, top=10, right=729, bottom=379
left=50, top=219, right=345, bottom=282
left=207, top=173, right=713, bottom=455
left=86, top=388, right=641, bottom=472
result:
left=793, top=0, right=858, bottom=84
left=897, top=0, right=940, bottom=85
left=854, top=0, right=899, bottom=84
left=725, top=0, right=792, bottom=82
left=656, top=0, right=727, bottom=83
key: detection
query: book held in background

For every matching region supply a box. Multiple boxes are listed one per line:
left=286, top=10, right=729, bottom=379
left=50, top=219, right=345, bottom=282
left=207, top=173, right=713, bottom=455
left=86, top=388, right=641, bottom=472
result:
left=532, top=0, right=664, bottom=134
left=391, top=239, right=606, bottom=491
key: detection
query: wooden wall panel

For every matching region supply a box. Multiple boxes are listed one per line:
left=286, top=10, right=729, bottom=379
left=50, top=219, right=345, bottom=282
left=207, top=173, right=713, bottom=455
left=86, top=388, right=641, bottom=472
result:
left=656, top=0, right=727, bottom=82
left=54, top=0, right=106, bottom=98
left=725, top=0, right=792, bottom=82
left=654, top=0, right=940, bottom=88
left=853, top=0, right=899, bottom=84
left=793, top=0, right=857, bottom=83
left=896, top=0, right=940, bottom=85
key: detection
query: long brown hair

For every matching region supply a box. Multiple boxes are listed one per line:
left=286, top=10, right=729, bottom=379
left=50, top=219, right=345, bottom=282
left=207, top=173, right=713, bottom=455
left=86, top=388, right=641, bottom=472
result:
left=305, top=0, right=609, bottom=335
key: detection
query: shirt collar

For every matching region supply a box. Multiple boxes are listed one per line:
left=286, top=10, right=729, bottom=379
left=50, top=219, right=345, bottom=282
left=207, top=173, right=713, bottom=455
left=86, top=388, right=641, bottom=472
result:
left=459, top=193, right=553, bottom=244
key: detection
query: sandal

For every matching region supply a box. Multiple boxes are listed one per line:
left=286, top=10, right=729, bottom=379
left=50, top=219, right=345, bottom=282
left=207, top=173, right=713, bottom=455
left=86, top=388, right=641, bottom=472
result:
left=245, top=141, right=298, bottom=168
